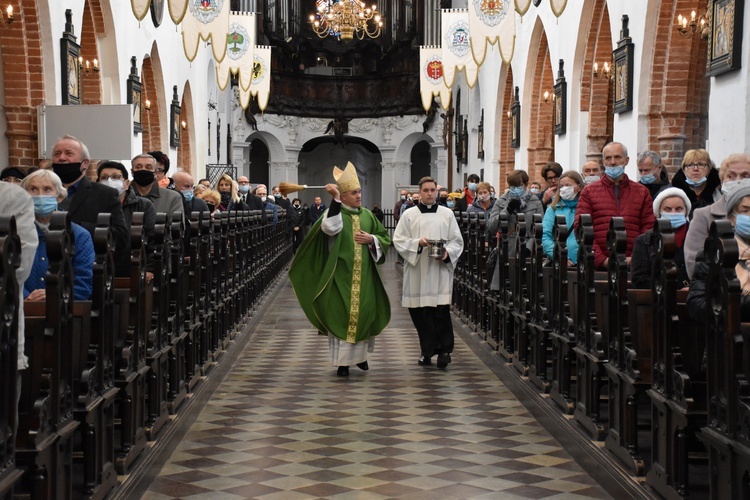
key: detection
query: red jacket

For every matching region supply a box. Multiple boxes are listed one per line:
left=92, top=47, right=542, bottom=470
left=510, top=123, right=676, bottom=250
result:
left=574, top=174, right=655, bottom=269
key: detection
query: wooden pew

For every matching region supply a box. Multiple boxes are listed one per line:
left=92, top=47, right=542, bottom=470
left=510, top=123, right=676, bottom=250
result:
left=17, top=213, right=79, bottom=499
left=510, top=214, right=531, bottom=375
left=528, top=214, right=552, bottom=392
left=548, top=215, right=576, bottom=413
left=496, top=214, right=514, bottom=360
left=113, top=215, right=149, bottom=474
left=0, top=216, right=24, bottom=500
left=696, top=220, right=743, bottom=499
left=573, top=214, right=610, bottom=440
left=166, top=213, right=188, bottom=414
left=604, top=217, right=652, bottom=475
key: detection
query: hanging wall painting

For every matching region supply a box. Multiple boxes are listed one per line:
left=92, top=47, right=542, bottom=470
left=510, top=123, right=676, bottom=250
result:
left=706, top=0, right=744, bottom=76
left=612, top=15, right=634, bottom=114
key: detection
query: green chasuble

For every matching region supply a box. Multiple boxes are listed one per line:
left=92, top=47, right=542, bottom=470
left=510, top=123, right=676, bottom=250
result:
left=289, top=205, right=391, bottom=344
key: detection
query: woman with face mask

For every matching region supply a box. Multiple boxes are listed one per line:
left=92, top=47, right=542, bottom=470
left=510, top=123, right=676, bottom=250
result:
left=467, top=181, right=496, bottom=217
left=215, top=174, right=250, bottom=212
left=630, top=188, right=692, bottom=289
left=541, top=172, right=584, bottom=267
left=671, top=149, right=721, bottom=216
left=20, top=169, right=94, bottom=301
left=688, top=184, right=750, bottom=322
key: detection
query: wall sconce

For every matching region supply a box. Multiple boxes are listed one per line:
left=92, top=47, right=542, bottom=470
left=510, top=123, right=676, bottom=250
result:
left=592, top=61, right=612, bottom=80
left=676, top=10, right=709, bottom=39
left=181, top=120, right=187, bottom=130
left=144, top=99, right=151, bottom=111
left=506, top=110, right=512, bottom=121
left=79, top=56, right=99, bottom=77
left=1, top=5, right=13, bottom=28
left=543, top=90, right=555, bottom=104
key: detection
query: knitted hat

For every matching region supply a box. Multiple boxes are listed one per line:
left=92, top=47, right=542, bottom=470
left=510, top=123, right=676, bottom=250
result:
left=0, top=166, right=27, bottom=181
left=652, top=187, right=692, bottom=217
left=726, top=185, right=750, bottom=216
left=333, top=162, right=360, bottom=193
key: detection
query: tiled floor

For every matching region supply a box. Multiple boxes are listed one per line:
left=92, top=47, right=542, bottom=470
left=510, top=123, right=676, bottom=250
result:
left=143, top=259, right=610, bottom=499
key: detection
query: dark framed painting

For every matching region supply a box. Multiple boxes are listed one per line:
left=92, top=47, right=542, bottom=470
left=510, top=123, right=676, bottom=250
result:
left=126, top=56, right=143, bottom=133
left=510, top=86, right=521, bottom=148
left=477, top=109, right=485, bottom=160
left=554, top=59, right=567, bottom=135
left=60, top=9, right=81, bottom=105
left=170, top=85, right=181, bottom=148
left=613, top=16, right=634, bottom=114
left=706, top=0, right=744, bottom=77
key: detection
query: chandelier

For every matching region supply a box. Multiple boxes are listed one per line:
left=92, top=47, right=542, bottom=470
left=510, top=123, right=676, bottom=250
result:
left=309, top=0, right=383, bottom=41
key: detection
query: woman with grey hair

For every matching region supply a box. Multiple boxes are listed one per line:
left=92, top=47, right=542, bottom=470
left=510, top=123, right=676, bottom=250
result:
left=20, top=169, right=94, bottom=301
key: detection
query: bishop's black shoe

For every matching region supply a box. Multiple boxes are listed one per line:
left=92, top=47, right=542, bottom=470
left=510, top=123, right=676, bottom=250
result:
left=356, top=361, right=369, bottom=371
left=436, top=353, right=451, bottom=369
left=418, top=355, right=432, bottom=366
left=337, top=366, right=349, bottom=377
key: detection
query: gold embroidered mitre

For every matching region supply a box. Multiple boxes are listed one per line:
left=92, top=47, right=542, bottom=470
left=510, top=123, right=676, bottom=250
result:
left=333, top=162, right=360, bottom=193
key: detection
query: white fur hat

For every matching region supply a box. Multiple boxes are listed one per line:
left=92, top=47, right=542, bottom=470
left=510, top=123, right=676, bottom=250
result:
left=652, top=187, right=692, bottom=218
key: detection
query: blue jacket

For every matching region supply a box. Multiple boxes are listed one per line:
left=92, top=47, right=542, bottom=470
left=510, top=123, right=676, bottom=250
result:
left=24, top=221, right=94, bottom=300
left=542, top=200, right=579, bottom=264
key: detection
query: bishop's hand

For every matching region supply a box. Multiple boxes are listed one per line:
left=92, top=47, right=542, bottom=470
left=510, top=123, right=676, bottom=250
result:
left=325, top=183, right=340, bottom=199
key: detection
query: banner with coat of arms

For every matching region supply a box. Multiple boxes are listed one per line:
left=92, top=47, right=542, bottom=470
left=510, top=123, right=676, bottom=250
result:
left=551, top=0, right=568, bottom=18
left=469, top=0, right=516, bottom=66
left=419, top=46, right=452, bottom=112
left=182, top=0, right=230, bottom=63
left=169, top=0, right=189, bottom=25
left=441, top=9, right=479, bottom=89
left=514, top=0, right=531, bottom=16
left=131, top=0, right=151, bottom=21
left=216, top=12, right=256, bottom=92
left=249, top=46, right=271, bottom=112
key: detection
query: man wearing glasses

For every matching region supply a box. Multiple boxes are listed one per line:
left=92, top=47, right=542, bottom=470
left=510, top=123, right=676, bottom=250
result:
left=575, top=142, right=654, bottom=270
left=540, top=162, right=563, bottom=208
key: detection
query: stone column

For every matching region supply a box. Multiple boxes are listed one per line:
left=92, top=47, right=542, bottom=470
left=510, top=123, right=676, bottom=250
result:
left=233, top=142, right=250, bottom=178
left=269, top=161, right=300, bottom=188
left=381, top=161, right=411, bottom=207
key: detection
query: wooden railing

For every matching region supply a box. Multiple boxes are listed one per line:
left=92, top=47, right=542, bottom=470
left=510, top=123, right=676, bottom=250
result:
left=451, top=211, right=750, bottom=498
left=0, top=208, right=291, bottom=500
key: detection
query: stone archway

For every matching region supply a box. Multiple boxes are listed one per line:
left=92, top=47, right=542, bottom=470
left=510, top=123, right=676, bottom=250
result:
left=178, top=82, right=194, bottom=174
left=526, top=21, right=555, bottom=182
left=498, top=64, right=515, bottom=191
left=80, top=0, right=105, bottom=105
left=141, top=43, right=167, bottom=153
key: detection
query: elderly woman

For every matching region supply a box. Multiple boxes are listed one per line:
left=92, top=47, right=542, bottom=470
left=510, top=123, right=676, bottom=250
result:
left=688, top=184, right=750, bottom=321
left=215, top=173, right=249, bottom=212
left=684, top=154, right=750, bottom=278
left=467, top=181, right=495, bottom=216
left=20, top=169, right=94, bottom=301
left=631, top=188, right=692, bottom=289
left=671, top=148, right=721, bottom=216
left=197, top=188, right=221, bottom=215
left=542, top=171, right=583, bottom=266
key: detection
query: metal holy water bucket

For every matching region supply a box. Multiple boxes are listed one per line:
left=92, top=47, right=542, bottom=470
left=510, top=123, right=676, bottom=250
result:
left=427, top=239, right=446, bottom=258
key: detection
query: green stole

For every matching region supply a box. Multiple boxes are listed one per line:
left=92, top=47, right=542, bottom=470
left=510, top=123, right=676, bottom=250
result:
left=289, top=206, right=391, bottom=343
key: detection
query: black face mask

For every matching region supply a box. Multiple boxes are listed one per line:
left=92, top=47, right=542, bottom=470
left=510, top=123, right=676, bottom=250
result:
left=439, top=197, right=448, bottom=204
left=52, top=162, right=84, bottom=184
left=132, top=170, right=155, bottom=187
left=220, top=191, right=231, bottom=205
left=293, top=204, right=300, bottom=208
left=206, top=203, right=216, bottom=212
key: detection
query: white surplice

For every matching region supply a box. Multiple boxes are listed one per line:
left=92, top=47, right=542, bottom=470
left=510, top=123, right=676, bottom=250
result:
left=393, top=205, right=464, bottom=308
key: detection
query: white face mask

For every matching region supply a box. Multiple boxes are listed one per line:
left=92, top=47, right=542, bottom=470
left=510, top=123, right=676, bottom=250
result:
left=584, top=175, right=600, bottom=185
left=721, top=178, right=750, bottom=197
left=101, top=178, right=126, bottom=195
left=559, top=185, right=577, bottom=200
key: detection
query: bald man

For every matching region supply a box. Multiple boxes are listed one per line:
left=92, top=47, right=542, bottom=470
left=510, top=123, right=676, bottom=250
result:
left=173, top=171, right=209, bottom=214
left=581, top=160, right=603, bottom=185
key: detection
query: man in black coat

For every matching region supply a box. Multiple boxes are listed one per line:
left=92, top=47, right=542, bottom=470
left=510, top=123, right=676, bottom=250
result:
left=53, top=135, right=129, bottom=262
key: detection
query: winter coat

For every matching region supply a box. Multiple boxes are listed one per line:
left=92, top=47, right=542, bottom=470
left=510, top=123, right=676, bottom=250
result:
left=542, top=199, right=579, bottom=265
left=631, top=224, right=689, bottom=289
left=574, top=174, right=655, bottom=269
left=467, top=197, right=495, bottom=217
left=671, top=167, right=722, bottom=216
left=684, top=197, right=726, bottom=279
left=641, top=168, right=671, bottom=200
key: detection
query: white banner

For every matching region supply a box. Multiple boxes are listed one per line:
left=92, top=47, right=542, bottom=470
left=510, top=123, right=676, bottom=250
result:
left=551, top=0, right=568, bottom=18
left=169, top=0, right=188, bottom=25
left=441, top=9, right=478, bottom=89
left=216, top=12, right=256, bottom=91
left=131, top=0, right=150, bottom=21
left=514, top=0, right=531, bottom=16
left=419, top=46, right=452, bottom=112
left=469, top=0, right=516, bottom=66
left=249, top=46, right=271, bottom=112
left=238, top=85, right=252, bottom=110
left=181, top=0, right=230, bottom=63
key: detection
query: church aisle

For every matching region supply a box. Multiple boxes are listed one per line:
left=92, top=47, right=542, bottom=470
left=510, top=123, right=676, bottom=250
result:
left=143, top=261, right=610, bottom=499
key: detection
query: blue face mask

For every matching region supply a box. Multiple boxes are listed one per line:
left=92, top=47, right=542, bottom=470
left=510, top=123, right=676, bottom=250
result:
left=685, top=176, right=707, bottom=187
left=604, top=166, right=625, bottom=180
left=509, top=186, right=525, bottom=198
left=274, top=193, right=282, bottom=199
left=640, top=173, right=656, bottom=185
left=662, top=212, right=688, bottom=229
left=238, top=185, right=250, bottom=194
left=468, top=182, right=478, bottom=191
left=182, top=189, right=194, bottom=202
left=735, top=214, right=750, bottom=239
left=446, top=200, right=455, bottom=208
left=33, top=196, right=58, bottom=216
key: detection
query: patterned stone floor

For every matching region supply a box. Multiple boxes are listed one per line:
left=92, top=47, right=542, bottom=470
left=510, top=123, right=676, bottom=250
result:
left=143, top=258, right=610, bottom=499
